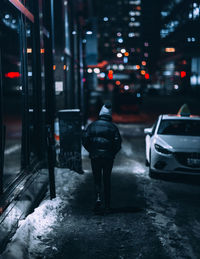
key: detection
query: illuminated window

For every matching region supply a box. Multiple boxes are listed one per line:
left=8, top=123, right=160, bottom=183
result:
left=165, top=47, right=176, bottom=53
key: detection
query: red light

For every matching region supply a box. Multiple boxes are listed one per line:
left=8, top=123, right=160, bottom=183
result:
left=5, top=72, right=21, bottom=78
left=108, top=70, right=113, bottom=80
left=145, top=73, right=150, bottom=79
left=108, top=74, right=113, bottom=80
left=116, top=80, right=121, bottom=85
left=180, top=71, right=186, bottom=78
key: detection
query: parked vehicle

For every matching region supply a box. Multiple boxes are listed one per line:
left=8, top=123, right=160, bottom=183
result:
left=144, top=111, right=200, bottom=177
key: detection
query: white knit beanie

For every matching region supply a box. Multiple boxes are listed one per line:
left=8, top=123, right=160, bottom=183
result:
left=99, top=102, right=112, bottom=117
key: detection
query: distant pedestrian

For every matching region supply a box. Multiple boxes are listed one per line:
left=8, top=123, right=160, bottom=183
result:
left=82, top=101, right=122, bottom=214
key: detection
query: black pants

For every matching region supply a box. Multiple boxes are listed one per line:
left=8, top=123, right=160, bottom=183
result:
left=91, top=158, right=114, bottom=208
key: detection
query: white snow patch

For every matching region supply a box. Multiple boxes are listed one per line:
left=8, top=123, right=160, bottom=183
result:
left=1, top=168, right=86, bottom=259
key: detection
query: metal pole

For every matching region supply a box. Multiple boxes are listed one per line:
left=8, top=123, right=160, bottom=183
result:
left=68, top=0, right=75, bottom=108
left=44, top=0, right=56, bottom=199
left=32, top=0, right=43, bottom=160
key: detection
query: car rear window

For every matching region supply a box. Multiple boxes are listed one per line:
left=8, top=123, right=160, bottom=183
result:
left=158, top=119, right=200, bottom=136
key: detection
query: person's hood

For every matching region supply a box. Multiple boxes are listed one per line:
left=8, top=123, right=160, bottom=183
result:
left=99, top=103, right=112, bottom=118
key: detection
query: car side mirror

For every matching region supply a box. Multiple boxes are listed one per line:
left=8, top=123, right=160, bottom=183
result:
left=144, top=128, right=153, bottom=136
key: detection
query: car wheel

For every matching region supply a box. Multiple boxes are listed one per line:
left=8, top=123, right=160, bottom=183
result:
left=149, top=168, right=156, bottom=178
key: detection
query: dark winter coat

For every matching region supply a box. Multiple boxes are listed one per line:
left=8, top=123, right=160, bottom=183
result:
left=82, top=115, right=122, bottom=159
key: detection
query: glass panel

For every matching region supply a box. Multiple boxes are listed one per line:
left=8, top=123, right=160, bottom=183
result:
left=158, top=119, right=200, bottom=136
left=0, top=5, right=22, bottom=188
left=26, top=20, right=35, bottom=162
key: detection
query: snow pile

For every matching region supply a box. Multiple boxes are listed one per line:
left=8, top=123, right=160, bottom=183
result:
left=0, top=168, right=86, bottom=259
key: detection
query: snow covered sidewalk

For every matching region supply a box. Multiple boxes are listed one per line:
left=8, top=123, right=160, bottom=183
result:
left=0, top=168, right=87, bottom=259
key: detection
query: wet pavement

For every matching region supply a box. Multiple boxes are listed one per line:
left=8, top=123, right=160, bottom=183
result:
left=2, top=123, right=200, bottom=259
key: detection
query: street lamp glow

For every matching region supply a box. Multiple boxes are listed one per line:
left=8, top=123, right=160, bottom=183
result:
left=128, top=32, right=135, bottom=38
left=87, top=68, right=93, bottom=73
left=129, top=11, right=136, bottom=16
left=117, top=53, right=123, bottom=58
left=94, top=68, right=100, bottom=74
left=86, top=31, right=93, bottom=35
left=117, top=38, right=123, bottom=43
left=124, top=85, right=130, bottom=90
left=121, top=48, right=126, bottom=53
left=100, top=72, right=105, bottom=78
left=119, top=64, right=124, bottom=70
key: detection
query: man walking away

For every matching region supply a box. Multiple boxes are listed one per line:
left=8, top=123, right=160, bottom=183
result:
left=82, top=101, right=122, bottom=214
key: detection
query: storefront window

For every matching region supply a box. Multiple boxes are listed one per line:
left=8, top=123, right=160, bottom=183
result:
left=0, top=5, right=22, bottom=188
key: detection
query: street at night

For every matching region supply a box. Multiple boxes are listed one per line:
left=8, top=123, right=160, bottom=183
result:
left=1, top=123, right=200, bottom=259
left=1, top=0, right=200, bottom=258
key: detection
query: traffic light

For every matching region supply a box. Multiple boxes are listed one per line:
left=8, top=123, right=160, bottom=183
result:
left=108, top=70, right=113, bottom=80
left=180, top=71, right=186, bottom=78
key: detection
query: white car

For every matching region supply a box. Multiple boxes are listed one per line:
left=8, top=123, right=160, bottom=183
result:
left=144, top=114, right=200, bottom=177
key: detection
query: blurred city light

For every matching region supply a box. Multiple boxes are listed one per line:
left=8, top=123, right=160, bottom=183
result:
left=86, top=31, right=93, bottom=35
left=108, top=70, right=113, bottom=79
left=94, top=68, right=100, bottom=74
left=117, top=53, right=123, bottom=58
left=180, top=71, right=186, bottom=78
left=124, top=85, right=130, bottom=90
left=117, top=38, right=123, bottom=43
left=5, top=72, right=21, bottom=78
left=87, top=68, right=93, bottom=73
left=115, top=80, right=121, bottom=85
left=165, top=47, right=176, bottom=53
